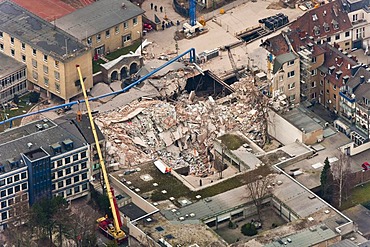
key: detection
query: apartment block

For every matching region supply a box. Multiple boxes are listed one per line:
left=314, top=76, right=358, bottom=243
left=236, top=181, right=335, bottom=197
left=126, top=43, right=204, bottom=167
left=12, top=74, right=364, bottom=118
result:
left=0, top=0, right=93, bottom=103
left=56, top=0, right=145, bottom=58
left=0, top=52, right=27, bottom=104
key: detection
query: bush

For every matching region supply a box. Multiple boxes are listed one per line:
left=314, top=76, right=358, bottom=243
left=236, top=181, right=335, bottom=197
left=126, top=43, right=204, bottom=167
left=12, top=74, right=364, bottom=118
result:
left=241, top=223, right=257, bottom=236
left=271, top=223, right=278, bottom=228
left=13, top=94, right=19, bottom=105
left=29, top=91, right=40, bottom=103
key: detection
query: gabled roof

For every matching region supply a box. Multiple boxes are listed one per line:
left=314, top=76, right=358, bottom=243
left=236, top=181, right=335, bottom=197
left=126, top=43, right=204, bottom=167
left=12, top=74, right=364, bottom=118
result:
left=56, top=0, right=145, bottom=40
left=320, top=43, right=357, bottom=88
left=263, top=33, right=290, bottom=56
left=290, top=0, right=351, bottom=39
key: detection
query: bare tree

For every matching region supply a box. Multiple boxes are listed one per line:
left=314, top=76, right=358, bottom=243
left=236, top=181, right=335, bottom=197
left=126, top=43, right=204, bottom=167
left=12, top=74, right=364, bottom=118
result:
left=245, top=166, right=274, bottom=221
left=331, top=153, right=352, bottom=208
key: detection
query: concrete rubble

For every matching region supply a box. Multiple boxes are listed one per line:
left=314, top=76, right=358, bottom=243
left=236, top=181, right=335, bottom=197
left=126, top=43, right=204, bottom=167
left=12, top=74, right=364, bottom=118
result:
left=96, top=75, right=268, bottom=177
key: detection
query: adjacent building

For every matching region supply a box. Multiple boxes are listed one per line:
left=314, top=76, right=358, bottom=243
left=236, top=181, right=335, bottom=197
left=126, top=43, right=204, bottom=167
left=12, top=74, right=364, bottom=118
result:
left=0, top=0, right=93, bottom=103
left=56, top=0, right=145, bottom=58
left=0, top=52, right=27, bottom=104
left=0, top=116, right=104, bottom=229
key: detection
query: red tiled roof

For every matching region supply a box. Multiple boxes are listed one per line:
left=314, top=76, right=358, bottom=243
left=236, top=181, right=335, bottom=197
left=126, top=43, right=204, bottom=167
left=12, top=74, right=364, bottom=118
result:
left=264, top=33, right=290, bottom=56
left=290, top=0, right=351, bottom=39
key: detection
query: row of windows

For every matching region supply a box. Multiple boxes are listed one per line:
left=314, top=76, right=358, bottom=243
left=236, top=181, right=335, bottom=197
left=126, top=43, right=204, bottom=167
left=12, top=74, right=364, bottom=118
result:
left=0, top=183, right=27, bottom=198
left=52, top=152, right=87, bottom=170
left=1, top=193, right=28, bottom=210
left=53, top=173, right=88, bottom=190
left=0, top=172, right=27, bottom=187
left=52, top=162, right=87, bottom=180
left=0, top=32, right=60, bottom=68
left=87, top=17, right=138, bottom=45
left=0, top=81, right=27, bottom=102
left=55, top=183, right=88, bottom=198
left=0, top=69, right=26, bottom=88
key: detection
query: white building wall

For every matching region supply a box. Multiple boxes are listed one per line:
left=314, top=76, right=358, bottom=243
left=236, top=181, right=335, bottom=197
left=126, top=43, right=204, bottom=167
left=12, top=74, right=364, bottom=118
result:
left=268, top=110, right=303, bottom=145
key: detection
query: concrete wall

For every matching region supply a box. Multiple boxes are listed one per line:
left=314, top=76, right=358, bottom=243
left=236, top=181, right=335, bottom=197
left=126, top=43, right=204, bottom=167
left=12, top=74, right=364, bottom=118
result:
left=302, top=127, right=323, bottom=145
left=128, top=221, right=160, bottom=247
left=268, top=110, right=303, bottom=145
left=271, top=196, right=299, bottom=222
left=340, top=141, right=370, bottom=156
left=313, top=235, right=341, bottom=247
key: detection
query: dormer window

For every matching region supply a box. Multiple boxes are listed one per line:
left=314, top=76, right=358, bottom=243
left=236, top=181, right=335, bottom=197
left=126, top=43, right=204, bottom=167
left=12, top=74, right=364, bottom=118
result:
left=323, top=23, right=330, bottom=32
left=332, top=20, right=339, bottom=30
left=312, top=14, right=318, bottom=21
left=343, top=75, right=349, bottom=84
left=335, top=71, right=342, bottom=80
left=314, top=26, right=320, bottom=36
left=51, top=143, right=62, bottom=155
left=329, top=66, right=335, bottom=74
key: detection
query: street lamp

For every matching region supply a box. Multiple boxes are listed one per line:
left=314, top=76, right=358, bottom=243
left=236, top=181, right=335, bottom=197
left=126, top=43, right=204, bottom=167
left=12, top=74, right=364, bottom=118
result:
left=137, top=31, right=142, bottom=57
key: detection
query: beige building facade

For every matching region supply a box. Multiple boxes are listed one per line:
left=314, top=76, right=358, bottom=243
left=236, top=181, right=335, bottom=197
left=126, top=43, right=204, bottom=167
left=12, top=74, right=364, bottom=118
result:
left=0, top=1, right=92, bottom=103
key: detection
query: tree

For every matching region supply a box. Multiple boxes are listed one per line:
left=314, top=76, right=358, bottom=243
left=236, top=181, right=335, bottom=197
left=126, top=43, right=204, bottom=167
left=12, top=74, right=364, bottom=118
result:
left=13, top=94, right=19, bottom=105
left=68, top=205, right=98, bottom=247
left=241, top=223, right=257, bottom=236
left=245, top=166, right=273, bottom=221
left=320, top=157, right=333, bottom=203
left=331, top=153, right=352, bottom=208
left=29, top=91, right=40, bottom=103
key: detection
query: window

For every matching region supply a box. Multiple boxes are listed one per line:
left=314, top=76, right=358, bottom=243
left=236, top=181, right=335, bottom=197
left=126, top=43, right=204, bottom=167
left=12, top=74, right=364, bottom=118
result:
left=65, top=167, right=71, bottom=175
left=44, top=77, right=49, bottom=87
left=21, top=183, right=27, bottom=190
left=353, top=14, right=358, bottom=22
left=52, top=184, right=56, bottom=190
left=82, top=173, right=87, bottom=180
left=345, top=31, right=350, bottom=37
left=2, top=212, right=7, bottom=220
left=32, top=71, right=38, bottom=81
left=32, top=49, right=36, bottom=56
left=74, top=176, right=80, bottom=183
left=345, top=42, right=350, bottom=46
left=58, top=170, right=63, bottom=178
left=311, top=69, right=317, bottom=76
left=105, top=30, right=110, bottom=38
left=320, top=90, right=323, bottom=95
left=11, top=49, right=15, bottom=56
left=73, top=154, right=78, bottom=161
left=333, top=85, right=337, bottom=90
left=0, top=180, right=4, bottom=187
left=52, top=173, right=55, bottom=179
left=0, top=190, right=5, bottom=197
left=81, top=151, right=87, bottom=159
left=0, top=32, right=2, bottom=39
left=335, top=34, right=340, bottom=40
left=279, top=75, right=283, bottom=81
left=8, top=198, right=13, bottom=206
left=334, top=94, right=337, bottom=99
left=0, top=43, right=3, bottom=51
left=66, top=178, right=71, bottom=185
left=65, top=157, right=71, bottom=164
left=287, top=71, right=295, bottom=78
left=14, top=175, right=19, bottom=182
left=57, top=160, right=62, bottom=167
left=311, top=57, right=317, bottom=63
left=10, top=37, right=14, bottom=45
left=327, top=37, right=331, bottom=42
left=311, top=92, right=317, bottom=99
left=74, top=186, right=80, bottom=193
left=1, top=201, right=6, bottom=209
left=32, top=59, right=37, bottom=68
left=21, top=172, right=26, bottom=179
left=288, top=82, right=295, bottom=90
left=82, top=183, right=88, bottom=190
left=54, top=71, right=60, bottom=81
left=22, top=54, right=26, bottom=62
left=55, top=83, right=60, bottom=93
left=7, top=188, right=13, bottom=195
left=58, top=181, right=63, bottom=188
left=66, top=188, right=72, bottom=196
left=43, top=65, right=48, bottom=74
left=73, top=165, right=79, bottom=172
left=124, top=22, right=128, bottom=29
left=43, top=54, right=48, bottom=62
left=115, top=26, right=119, bottom=33
left=21, top=43, right=25, bottom=50
left=7, top=177, right=12, bottom=184
left=87, top=37, right=92, bottom=46
left=54, top=60, right=59, bottom=68
left=289, top=94, right=296, bottom=102
left=311, top=81, right=316, bottom=88
left=81, top=162, right=87, bottom=169
left=15, top=185, right=20, bottom=193
left=326, top=89, right=329, bottom=94
left=96, top=33, right=101, bottom=42
left=287, top=60, right=294, bottom=66
left=123, top=34, right=131, bottom=43
left=133, top=17, right=138, bottom=26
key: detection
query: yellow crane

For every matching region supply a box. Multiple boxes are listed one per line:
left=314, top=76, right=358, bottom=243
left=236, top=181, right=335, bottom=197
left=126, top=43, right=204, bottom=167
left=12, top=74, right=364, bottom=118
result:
left=76, top=65, right=126, bottom=243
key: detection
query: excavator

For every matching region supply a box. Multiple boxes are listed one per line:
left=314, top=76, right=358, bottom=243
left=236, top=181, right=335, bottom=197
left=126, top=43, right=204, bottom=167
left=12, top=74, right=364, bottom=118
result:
left=76, top=65, right=126, bottom=244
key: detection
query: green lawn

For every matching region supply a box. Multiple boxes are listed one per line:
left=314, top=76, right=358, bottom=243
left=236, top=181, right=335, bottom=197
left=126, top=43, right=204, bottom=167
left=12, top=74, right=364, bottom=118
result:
left=341, top=183, right=370, bottom=210
left=91, top=41, right=142, bottom=74
left=0, top=93, right=35, bottom=131
left=218, top=134, right=247, bottom=150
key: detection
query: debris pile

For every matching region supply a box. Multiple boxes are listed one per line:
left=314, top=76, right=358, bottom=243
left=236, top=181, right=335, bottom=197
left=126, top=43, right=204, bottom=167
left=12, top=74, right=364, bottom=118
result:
left=96, top=75, right=269, bottom=176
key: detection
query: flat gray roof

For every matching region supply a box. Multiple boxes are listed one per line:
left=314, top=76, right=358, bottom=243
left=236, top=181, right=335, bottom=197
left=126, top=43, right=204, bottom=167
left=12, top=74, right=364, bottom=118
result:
left=56, top=0, right=145, bottom=40
left=343, top=205, right=370, bottom=236
left=0, top=52, right=25, bottom=78
left=282, top=107, right=323, bottom=133
left=0, top=1, right=88, bottom=61
left=265, top=224, right=337, bottom=247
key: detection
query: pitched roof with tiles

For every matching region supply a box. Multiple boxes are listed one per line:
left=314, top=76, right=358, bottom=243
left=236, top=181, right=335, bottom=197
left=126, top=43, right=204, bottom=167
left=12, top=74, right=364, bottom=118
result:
left=263, top=33, right=290, bottom=56
left=290, top=0, right=351, bottom=39
left=320, top=43, right=357, bottom=88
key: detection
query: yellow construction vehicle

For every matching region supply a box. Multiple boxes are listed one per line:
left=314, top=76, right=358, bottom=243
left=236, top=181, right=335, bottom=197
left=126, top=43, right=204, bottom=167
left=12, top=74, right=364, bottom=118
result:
left=76, top=65, right=126, bottom=243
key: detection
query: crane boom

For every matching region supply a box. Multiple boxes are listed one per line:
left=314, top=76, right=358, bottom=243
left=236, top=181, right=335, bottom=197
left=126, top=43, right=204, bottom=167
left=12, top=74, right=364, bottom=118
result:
left=225, top=46, right=240, bottom=80
left=76, top=65, right=125, bottom=241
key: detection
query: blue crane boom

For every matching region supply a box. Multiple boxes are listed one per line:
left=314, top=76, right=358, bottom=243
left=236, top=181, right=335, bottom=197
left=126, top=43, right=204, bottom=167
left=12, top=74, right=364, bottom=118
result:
left=0, top=48, right=196, bottom=128
left=189, top=0, right=196, bottom=26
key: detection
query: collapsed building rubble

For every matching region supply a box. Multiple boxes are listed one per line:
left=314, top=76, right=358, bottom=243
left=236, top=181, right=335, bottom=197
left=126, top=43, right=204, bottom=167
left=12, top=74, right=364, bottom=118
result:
left=96, top=75, right=270, bottom=177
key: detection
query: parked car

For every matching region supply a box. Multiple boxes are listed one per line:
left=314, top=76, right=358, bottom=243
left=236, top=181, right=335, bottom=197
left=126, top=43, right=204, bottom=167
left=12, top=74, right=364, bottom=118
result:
left=362, top=162, right=370, bottom=171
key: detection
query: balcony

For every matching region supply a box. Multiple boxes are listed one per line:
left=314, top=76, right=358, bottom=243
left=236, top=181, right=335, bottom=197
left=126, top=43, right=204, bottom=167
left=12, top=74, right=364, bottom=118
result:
left=339, top=91, right=355, bottom=103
